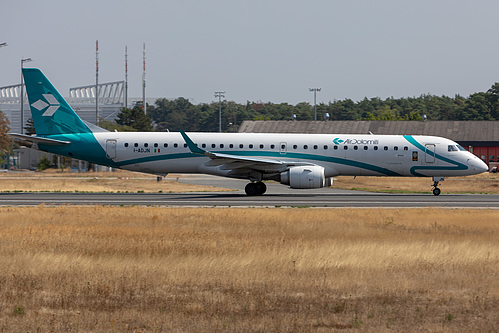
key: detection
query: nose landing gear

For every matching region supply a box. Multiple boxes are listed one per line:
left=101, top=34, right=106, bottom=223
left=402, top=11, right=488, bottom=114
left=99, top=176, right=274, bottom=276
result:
left=431, top=177, right=444, bottom=196
left=432, top=184, right=441, bottom=196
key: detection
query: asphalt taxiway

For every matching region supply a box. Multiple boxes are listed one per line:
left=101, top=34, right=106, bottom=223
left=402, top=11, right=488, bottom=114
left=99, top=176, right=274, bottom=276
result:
left=0, top=175, right=497, bottom=208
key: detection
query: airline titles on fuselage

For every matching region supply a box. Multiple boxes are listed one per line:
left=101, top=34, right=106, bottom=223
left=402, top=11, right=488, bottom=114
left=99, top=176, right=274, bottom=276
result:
left=342, top=138, right=379, bottom=145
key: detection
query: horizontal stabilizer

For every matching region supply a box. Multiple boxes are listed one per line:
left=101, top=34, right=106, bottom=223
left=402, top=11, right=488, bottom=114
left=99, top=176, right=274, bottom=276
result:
left=8, top=133, right=70, bottom=145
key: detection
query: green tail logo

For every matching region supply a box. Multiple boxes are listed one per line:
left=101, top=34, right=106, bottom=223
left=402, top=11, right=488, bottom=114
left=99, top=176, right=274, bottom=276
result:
left=23, top=68, right=91, bottom=136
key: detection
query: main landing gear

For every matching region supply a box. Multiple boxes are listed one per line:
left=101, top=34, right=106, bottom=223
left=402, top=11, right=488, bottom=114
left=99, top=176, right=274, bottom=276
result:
left=245, top=181, right=267, bottom=196
left=431, top=177, right=444, bottom=196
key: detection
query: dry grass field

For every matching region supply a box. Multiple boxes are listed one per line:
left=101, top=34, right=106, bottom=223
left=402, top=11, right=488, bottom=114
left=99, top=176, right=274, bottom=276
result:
left=1, top=169, right=498, bottom=194
left=334, top=172, right=499, bottom=194
left=0, top=207, right=497, bottom=332
left=0, top=169, right=230, bottom=193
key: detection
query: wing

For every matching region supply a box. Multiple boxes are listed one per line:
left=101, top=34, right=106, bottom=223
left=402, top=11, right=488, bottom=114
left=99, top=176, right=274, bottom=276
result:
left=180, top=130, right=307, bottom=179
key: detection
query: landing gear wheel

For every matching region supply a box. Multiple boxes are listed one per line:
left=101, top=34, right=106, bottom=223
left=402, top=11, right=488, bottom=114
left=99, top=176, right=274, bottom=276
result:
left=432, top=179, right=442, bottom=196
left=245, top=182, right=267, bottom=196
left=256, top=181, right=267, bottom=195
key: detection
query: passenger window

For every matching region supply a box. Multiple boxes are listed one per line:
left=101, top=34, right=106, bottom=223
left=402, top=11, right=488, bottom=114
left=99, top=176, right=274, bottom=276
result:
left=211, top=144, right=216, bottom=148
left=134, top=143, right=138, bottom=147
left=239, top=144, right=244, bottom=148
left=144, top=143, right=148, bottom=147
left=323, top=145, right=328, bottom=150
left=259, top=144, right=264, bottom=149
left=303, top=145, right=308, bottom=150
left=374, top=146, right=378, bottom=150
left=404, top=146, right=408, bottom=151
left=344, top=146, right=348, bottom=150
left=154, top=143, right=158, bottom=148
left=124, top=143, right=129, bottom=147
left=384, top=146, right=388, bottom=151
left=293, top=145, right=298, bottom=149
left=281, top=144, right=285, bottom=150
left=313, top=145, right=318, bottom=150
left=184, top=144, right=187, bottom=148
left=353, top=146, right=358, bottom=150
left=271, top=144, right=275, bottom=149
left=394, top=146, right=398, bottom=151
left=363, top=146, right=368, bottom=150
left=174, top=143, right=178, bottom=148
left=220, top=144, right=224, bottom=148
left=249, top=144, right=254, bottom=149
left=164, top=143, right=168, bottom=148
left=202, top=144, right=206, bottom=148
left=229, top=144, right=234, bottom=148
left=334, top=146, right=338, bottom=150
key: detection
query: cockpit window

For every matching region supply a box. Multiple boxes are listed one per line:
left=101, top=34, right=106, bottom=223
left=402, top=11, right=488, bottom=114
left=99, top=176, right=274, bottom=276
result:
left=457, top=145, right=467, bottom=151
left=448, top=145, right=459, bottom=152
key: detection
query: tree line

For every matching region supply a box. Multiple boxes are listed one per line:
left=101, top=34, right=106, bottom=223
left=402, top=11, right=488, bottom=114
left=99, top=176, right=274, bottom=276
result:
left=6, top=82, right=499, bottom=136
left=100, top=82, right=499, bottom=132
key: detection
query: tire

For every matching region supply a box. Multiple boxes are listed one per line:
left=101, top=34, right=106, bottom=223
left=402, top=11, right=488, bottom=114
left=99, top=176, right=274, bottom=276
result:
left=255, top=182, right=267, bottom=195
left=432, top=187, right=441, bottom=196
left=245, top=183, right=259, bottom=196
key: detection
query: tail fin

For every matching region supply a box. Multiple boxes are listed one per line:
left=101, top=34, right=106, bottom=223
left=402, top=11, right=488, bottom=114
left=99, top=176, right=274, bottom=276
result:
left=23, top=68, right=92, bottom=135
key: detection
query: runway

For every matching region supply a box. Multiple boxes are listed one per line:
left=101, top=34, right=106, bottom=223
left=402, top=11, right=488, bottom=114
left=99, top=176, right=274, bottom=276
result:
left=1, top=186, right=498, bottom=208
left=0, top=174, right=497, bottom=208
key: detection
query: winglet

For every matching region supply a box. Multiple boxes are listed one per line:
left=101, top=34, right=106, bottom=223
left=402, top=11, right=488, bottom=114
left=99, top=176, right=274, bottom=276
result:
left=180, top=130, right=206, bottom=155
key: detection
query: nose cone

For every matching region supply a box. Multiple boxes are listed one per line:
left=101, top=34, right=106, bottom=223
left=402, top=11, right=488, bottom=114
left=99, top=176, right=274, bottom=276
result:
left=469, top=156, right=489, bottom=174
left=464, top=153, right=489, bottom=174
left=476, top=159, right=489, bottom=173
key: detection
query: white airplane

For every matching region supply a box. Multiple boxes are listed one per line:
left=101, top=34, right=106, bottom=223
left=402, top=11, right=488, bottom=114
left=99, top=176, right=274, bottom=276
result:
left=9, top=68, right=488, bottom=196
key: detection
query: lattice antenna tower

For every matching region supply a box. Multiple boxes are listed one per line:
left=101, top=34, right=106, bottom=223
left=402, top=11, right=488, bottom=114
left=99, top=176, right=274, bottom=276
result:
left=96, top=40, right=99, bottom=123
left=142, top=42, right=146, bottom=114
left=125, top=45, right=128, bottom=109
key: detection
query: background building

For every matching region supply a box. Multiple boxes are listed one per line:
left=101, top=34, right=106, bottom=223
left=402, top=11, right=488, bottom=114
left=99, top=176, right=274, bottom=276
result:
left=239, top=120, right=499, bottom=169
left=0, top=81, right=125, bottom=170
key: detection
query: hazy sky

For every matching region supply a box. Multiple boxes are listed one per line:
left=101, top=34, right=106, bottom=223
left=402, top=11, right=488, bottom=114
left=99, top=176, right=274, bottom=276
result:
left=1, top=0, right=498, bottom=105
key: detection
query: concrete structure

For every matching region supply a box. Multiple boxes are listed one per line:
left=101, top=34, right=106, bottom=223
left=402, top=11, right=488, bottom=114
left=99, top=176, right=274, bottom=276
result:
left=0, top=81, right=125, bottom=134
left=239, top=120, right=499, bottom=168
left=0, top=80, right=126, bottom=170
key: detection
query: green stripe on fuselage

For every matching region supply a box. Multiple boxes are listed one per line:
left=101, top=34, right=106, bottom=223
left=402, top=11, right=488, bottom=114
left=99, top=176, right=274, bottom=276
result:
left=115, top=150, right=401, bottom=176
left=403, top=135, right=467, bottom=176
left=37, top=133, right=111, bottom=166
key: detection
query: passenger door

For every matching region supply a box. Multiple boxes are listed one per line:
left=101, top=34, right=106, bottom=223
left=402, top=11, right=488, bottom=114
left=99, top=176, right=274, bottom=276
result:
left=106, top=140, right=117, bottom=159
left=425, top=144, right=435, bottom=163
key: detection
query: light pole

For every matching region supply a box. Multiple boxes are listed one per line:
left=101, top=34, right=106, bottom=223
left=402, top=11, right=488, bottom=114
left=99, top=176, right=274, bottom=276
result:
left=309, top=88, right=321, bottom=121
left=215, top=91, right=225, bottom=133
left=21, top=57, right=33, bottom=134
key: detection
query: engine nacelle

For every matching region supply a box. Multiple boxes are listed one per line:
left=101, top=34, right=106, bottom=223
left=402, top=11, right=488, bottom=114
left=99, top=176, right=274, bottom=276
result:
left=280, top=165, right=332, bottom=189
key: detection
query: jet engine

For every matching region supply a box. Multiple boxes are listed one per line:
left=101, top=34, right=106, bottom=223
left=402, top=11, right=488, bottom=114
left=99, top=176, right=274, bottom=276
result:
left=280, top=165, right=332, bottom=189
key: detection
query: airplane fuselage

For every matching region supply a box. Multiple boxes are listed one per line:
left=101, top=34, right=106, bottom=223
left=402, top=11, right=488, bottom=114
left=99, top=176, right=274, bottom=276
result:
left=13, top=68, right=489, bottom=196
left=41, top=132, right=486, bottom=179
